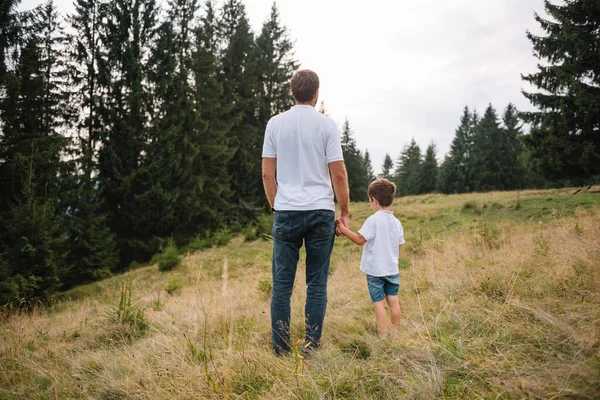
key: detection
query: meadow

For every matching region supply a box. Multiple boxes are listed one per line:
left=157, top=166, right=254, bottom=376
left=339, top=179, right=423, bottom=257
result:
left=1, top=188, right=599, bottom=399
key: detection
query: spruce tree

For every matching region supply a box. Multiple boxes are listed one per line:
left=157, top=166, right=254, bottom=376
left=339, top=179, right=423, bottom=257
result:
left=394, top=138, right=422, bottom=196
left=341, top=119, right=368, bottom=201
left=438, top=106, right=474, bottom=194
left=364, top=149, right=376, bottom=183
left=471, top=104, right=503, bottom=191
left=62, top=0, right=117, bottom=285
left=218, top=0, right=262, bottom=219
left=190, top=1, right=234, bottom=233
left=97, top=0, right=158, bottom=265
left=0, top=1, right=70, bottom=301
left=521, top=0, right=600, bottom=183
left=419, top=142, right=438, bottom=194
left=256, top=2, right=298, bottom=126
left=380, top=153, right=393, bottom=180
left=500, top=103, right=525, bottom=190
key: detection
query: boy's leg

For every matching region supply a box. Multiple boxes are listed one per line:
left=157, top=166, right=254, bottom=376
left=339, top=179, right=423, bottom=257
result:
left=271, top=212, right=303, bottom=355
left=303, top=210, right=335, bottom=351
left=373, top=300, right=388, bottom=336
left=366, top=275, right=388, bottom=336
left=385, top=295, right=401, bottom=329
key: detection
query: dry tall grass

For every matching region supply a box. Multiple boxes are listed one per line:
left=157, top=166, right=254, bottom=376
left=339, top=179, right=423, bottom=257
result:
left=1, top=189, right=599, bottom=399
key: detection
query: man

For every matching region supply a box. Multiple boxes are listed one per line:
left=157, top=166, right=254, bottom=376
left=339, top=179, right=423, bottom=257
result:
left=262, top=69, right=350, bottom=355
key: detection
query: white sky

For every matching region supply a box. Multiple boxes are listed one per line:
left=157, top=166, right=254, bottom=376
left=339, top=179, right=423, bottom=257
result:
left=21, top=0, right=546, bottom=173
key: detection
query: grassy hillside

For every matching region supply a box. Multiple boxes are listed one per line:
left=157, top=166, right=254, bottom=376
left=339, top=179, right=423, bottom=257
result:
left=1, top=188, right=599, bottom=399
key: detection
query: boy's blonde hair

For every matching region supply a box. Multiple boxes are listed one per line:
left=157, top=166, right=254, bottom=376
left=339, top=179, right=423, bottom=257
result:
left=368, top=179, right=396, bottom=207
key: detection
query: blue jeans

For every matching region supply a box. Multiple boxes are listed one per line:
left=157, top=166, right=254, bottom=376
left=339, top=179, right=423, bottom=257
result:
left=270, top=209, right=336, bottom=355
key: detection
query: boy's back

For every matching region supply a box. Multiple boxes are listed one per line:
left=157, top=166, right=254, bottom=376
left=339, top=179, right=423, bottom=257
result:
left=358, top=210, right=405, bottom=277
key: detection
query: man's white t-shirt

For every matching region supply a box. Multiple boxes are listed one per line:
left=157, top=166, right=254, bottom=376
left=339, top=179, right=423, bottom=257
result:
left=358, top=210, right=405, bottom=277
left=262, top=105, right=343, bottom=211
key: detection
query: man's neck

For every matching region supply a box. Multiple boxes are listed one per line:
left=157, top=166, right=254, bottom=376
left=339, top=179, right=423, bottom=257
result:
left=295, top=101, right=314, bottom=107
left=374, top=206, right=391, bottom=212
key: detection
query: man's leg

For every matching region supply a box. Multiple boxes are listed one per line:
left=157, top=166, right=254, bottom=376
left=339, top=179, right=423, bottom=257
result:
left=271, top=212, right=302, bottom=355
left=304, top=210, right=335, bottom=351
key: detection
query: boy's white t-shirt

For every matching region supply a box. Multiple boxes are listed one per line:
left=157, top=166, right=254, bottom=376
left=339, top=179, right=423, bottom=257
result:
left=261, top=105, right=343, bottom=211
left=358, top=210, right=405, bottom=277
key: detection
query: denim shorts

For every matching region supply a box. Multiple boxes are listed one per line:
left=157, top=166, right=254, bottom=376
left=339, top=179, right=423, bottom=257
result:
left=366, top=274, right=400, bottom=302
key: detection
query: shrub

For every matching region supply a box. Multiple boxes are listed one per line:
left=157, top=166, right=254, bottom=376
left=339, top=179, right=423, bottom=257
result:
left=164, top=276, right=182, bottom=295
left=158, top=244, right=181, bottom=272
left=243, top=224, right=257, bottom=242
left=106, top=278, right=149, bottom=339
left=256, top=213, right=274, bottom=240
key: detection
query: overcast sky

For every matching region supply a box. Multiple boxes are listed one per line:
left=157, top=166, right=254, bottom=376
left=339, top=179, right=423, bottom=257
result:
left=21, top=0, right=546, bottom=172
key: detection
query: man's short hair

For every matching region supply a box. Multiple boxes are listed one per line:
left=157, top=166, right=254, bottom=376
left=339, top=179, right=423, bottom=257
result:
left=368, top=179, right=396, bottom=207
left=290, top=70, right=319, bottom=102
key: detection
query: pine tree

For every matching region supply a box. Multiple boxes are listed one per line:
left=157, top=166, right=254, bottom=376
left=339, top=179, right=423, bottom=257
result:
left=256, top=2, right=298, bottom=126
left=218, top=0, right=262, bottom=219
left=471, top=104, right=503, bottom=191
left=418, top=142, right=438, bottom=194
left=521, top=0, right=600, bottom=183
left=97, top=0, right=158, bottom=265
left=363, top=149, right=376, bottom=183
left=438, top=106, right=474, bottom=194
left=190, top=1, right=235, bottom=233
left=394, top=138, right=422, bottom=196
left=317, top=100, right=329, bottom=116
left=341, top=119, right=368, bottom=201
left=380, top=153, right=393, bottom=180
left=500, top=103, right=525, bottom=190
left=0, top=1, right=70, bottom=301
left=62, top=0, right=117, bottom=286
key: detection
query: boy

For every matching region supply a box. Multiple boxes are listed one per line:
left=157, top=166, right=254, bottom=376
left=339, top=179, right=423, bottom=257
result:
left=336, top=179, right=405, bottom=336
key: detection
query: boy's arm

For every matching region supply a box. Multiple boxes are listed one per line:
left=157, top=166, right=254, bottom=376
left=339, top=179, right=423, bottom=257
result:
left=337, top=223, right=367, bottom=246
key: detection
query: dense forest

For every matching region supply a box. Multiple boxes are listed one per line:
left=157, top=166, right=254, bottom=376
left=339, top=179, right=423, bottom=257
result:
left=0, top=0, right=598, bottom=304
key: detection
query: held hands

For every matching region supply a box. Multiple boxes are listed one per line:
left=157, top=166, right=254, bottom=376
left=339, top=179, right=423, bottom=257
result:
left=335, top=218, right=349, bottom=236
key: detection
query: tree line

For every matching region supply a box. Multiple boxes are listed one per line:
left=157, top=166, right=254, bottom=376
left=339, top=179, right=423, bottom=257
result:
left=0, top=0, right=297, bottom=304
left=0, top=0, right=598, bottom=304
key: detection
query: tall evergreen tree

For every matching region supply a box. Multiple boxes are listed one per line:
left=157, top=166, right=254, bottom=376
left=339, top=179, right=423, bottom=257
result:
left=394, top=138, right=422, bottom=196
left=521, top=0, right=600, bottom=183
left=499, top=103, right=525, bottom=190
left=341, top=119, right=368, bottom=201
left=218, top=0, right=262, bottom=219
left=61, top=0, right=117, bottom=286
left=437, top=106, right=474, bottom=194
left=189, top=0, right=235, bottom=233
left=418, top=142, right=438, bottom=194
left=380, top=153, right=393, bottom=180
left=0, top=1, right=70, bottom=301
left=97, top=0, right=158, bottom=265
left=363, top=149, right=376, bottom=183
left=471, top=104, right=503, bottom=191
left=256, top=2, right=298, bottom=126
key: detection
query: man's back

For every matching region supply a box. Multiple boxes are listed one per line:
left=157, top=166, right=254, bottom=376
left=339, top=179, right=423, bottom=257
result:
left=262, top=105, right=342, bottom=211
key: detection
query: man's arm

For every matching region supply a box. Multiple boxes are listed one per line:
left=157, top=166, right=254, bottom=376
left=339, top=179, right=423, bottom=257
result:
left=262, top=157, right=277, bottom=208
left=329, top=160, right=350, bottom=228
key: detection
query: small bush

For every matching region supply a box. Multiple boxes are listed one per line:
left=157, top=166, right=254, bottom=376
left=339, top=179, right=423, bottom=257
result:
left=256, top=213, right=274, bottom=240
left=164, top=276, right=182, bottom=295
left=243, top=224, right=257, bottom=242
left=158, top=244, right=181, bottom=272
left=213, top=229, right=232, bottom=247
left=257, top=278, right=272, bottom=296
left=106, top=278, right=149, bottom=339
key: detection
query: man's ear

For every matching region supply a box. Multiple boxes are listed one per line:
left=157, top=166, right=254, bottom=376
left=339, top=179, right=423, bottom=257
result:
left=313, top=89, right=319, bottom=106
